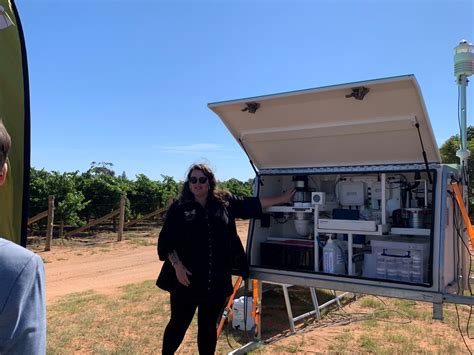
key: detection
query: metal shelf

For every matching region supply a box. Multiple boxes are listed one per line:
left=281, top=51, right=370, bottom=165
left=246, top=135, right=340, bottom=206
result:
left=390, top=227, right=431, bottom=236
left=265, top=205, right=314, bottom=213
left=315, top=224, right=389, bottom=236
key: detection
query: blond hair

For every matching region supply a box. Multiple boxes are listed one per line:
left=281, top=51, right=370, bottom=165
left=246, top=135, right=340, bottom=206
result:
left=0, top=120, right=11, bottom=167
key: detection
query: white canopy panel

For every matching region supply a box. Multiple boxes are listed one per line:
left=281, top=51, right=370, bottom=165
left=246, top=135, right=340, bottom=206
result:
left=208, top=75, right=441, bottom=170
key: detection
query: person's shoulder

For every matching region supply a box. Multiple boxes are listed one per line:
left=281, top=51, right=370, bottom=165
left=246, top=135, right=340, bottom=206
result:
left=0, top=238, right=43, bottom=272
left=0, top=237, right=36, bottom=257
left=0, top=238, right=44, bottom=304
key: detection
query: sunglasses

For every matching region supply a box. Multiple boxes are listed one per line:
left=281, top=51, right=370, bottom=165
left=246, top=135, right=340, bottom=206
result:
left=189, top=176, right=208, bottom=184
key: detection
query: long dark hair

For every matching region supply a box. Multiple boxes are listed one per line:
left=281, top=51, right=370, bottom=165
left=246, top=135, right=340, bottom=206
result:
left=179, top=163, right=229, bottom=206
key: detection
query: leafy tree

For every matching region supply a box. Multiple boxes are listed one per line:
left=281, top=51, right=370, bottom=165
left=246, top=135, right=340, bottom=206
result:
left=88, top=161, right=116, bottom=177
left=219, top=178, right=253, bottom=196
left=439, top=126, right=474, bottom=163
left=439, top=126, right=474, bottom=212
left=128, top=174, right=161, bottom=217
left=47, top=171, right=88, bottom=227
left=158, top=175, right=180, bottom=208
left=439, top=126, right=474, bottom=175
left=29, top=168, right=87, bottom=232
left=78, top=163, right=129, bottom=221
left=29, top=168, right=51, bottom=218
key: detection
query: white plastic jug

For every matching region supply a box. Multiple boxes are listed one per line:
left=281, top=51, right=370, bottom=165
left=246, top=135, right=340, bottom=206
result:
left=323, top=237, right=346, bottom=274
left=232, top=296, right=255, bottom=331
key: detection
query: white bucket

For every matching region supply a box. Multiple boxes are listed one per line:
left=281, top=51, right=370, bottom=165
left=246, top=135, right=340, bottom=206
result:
left=232, top=296, right=255, bottom=331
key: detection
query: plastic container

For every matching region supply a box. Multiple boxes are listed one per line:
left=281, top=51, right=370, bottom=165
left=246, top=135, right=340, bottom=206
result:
left=375, top=253, right=386, bottom=278
left=323, top=237, right=346, bottom=274
left=410, top=252, right=423, bottom=283
left=371, top=237, right=429, bottom=283
left=385, top=257, right=398, bottom=280
left=400, top=256, right=411, bottom=282
left=232, top=296, right=255, bottom=331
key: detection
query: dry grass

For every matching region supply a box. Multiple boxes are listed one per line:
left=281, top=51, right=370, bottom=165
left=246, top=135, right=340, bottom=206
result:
left=47, top=284, right=474, bottom=354
left=255, top=293, right=474, bottom=354
left=47, top=280, right=247, bottom=354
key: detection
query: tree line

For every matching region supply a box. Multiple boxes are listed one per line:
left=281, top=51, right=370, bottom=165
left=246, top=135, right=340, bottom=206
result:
left=29, top=162, right=253, bottom=230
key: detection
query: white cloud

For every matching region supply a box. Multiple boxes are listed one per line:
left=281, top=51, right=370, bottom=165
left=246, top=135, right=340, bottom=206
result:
left=159, top=143, right=222, bottom=154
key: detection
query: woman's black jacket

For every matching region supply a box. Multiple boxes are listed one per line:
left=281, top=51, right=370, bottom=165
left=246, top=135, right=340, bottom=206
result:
left=156, top=194, right=262, bottom=299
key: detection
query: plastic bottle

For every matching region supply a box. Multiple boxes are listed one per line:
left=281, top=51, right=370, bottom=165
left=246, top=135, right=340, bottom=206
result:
left=323, top=237, right=346, bottom=274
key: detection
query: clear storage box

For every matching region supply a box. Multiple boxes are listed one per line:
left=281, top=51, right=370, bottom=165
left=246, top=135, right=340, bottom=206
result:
left=364, top=237, right=430, bottom=284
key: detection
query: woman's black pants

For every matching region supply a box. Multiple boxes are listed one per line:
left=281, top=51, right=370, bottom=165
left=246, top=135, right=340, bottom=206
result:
left=162, top=292, right=226, bottom=355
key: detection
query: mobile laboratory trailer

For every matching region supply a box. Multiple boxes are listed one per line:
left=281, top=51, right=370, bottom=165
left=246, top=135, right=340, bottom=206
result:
left=208, top=74, right=474, bottom=326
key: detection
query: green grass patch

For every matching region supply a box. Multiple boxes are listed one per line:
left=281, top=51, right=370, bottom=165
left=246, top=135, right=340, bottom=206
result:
left=359, top=295, right=384, bottom=309
left=383, top=328, right=422, bottom=354
left=278, top=343, right=300, bottom=353
left=361, top=318, right=378, bottom=328
left=359, top=334, right=380, bottom=352
left=329, top=331, right=351, bottom=352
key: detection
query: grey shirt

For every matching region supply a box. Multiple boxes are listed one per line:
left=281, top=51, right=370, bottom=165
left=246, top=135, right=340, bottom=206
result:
left=0, top=238, right=46, bottom=355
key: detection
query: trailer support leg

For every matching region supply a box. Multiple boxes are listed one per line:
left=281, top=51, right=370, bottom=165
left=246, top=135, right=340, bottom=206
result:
left=432, top=302, right=444, bottom=320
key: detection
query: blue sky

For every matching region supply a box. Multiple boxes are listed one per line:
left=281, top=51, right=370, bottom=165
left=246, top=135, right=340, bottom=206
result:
left=15, top=0, right=473, bottom=182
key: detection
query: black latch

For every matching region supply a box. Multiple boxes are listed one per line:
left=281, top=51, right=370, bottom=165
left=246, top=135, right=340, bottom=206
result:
left=345, top=87, right=370, bottom=100
left=241, top=102, right=260, bottom=114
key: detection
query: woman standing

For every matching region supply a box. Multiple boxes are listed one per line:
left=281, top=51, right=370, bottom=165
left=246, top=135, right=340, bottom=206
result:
left=157, top=163, right=294, bottom=354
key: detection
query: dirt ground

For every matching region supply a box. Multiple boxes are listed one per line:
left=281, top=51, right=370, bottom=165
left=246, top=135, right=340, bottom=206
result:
left=41, top=237, right=160, bottom=303
left=38, top=220, right=474, bottom=353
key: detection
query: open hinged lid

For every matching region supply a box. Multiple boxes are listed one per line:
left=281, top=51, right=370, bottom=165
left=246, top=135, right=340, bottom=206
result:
left=208, top=75, right=441, bottom=170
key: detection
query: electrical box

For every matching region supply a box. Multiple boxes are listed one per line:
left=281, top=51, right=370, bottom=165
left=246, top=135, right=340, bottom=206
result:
left=338, top=181, right=365, bottom=206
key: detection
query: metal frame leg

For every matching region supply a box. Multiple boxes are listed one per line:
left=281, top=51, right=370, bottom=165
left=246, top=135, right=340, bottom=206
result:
left=310, top=287, right=321, bottom=319
left=433, top=302, right=444, bottom=320
left=333, top=289, right=342, bottom=308
left=282, top=284, right=296, bottom=333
